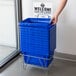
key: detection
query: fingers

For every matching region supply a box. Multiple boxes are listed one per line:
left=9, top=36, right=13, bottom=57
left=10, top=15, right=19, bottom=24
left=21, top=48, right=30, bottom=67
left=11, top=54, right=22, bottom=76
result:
left=52, top=18, right=56, bottom=25
left=51, top=16, right=58, bottom=25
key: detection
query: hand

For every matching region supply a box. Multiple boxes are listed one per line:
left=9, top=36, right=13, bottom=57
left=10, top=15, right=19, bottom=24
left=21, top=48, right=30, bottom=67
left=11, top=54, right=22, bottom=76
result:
left=51, top=15, right=58, bottom=25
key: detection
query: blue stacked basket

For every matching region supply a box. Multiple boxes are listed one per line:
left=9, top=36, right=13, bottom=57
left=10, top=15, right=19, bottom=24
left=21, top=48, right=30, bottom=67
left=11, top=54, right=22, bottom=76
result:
left=19, top=18, right=56, bottom=67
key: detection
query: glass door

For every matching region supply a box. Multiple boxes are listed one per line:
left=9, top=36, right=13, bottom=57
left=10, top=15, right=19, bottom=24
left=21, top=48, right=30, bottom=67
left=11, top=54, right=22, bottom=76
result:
left=0, top=0, right=22, bottom=67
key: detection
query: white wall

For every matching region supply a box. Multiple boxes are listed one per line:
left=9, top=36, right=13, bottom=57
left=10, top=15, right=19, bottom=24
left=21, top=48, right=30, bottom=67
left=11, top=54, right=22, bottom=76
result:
left=22, top=0, right=33, bottom=19
left=55, top=0, right=76, bottom=55
left=22, top=0, right=76, bottom=55
left=0, top=0, right=16, bottom=47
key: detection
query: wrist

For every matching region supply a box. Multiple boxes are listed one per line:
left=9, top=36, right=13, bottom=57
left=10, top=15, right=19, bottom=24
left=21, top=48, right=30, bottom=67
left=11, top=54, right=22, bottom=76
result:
left=54, top=13, right=59, bottom=18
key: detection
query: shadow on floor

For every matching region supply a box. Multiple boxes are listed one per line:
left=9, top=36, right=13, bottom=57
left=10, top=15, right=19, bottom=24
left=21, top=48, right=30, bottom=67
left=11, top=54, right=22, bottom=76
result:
left=0, top=54, right=20, bottom=73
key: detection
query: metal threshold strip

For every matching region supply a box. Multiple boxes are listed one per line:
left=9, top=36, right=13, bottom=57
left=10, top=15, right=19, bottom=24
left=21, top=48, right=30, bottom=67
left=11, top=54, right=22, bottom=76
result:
left=0, top=45, right=19, bottom=67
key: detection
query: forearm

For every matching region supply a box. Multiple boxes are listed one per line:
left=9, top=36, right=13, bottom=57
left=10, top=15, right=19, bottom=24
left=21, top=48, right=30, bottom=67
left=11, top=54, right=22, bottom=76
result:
left=54, top=0, right=67, bottom=17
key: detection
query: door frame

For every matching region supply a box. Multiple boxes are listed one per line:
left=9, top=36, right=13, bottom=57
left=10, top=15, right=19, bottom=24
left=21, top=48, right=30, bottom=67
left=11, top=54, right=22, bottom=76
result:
left=0, top=0, right=22, bottom=67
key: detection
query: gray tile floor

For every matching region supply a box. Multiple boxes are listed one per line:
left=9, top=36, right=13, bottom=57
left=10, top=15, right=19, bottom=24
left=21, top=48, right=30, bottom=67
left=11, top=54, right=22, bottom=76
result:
left=0, top=55, right=76, bottom=76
